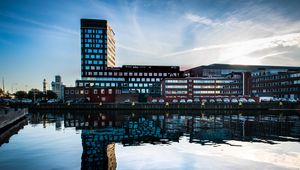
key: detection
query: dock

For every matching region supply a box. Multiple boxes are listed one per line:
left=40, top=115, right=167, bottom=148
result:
left=0, top=107, right=28, bottom=131
left=3, top=102, right=300, bottom=111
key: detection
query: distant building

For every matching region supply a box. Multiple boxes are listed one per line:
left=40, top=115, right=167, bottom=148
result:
left=51, top=75, right=65, bottom=100
left=43, top=79, right=47, bottom=93
left=184, top=64, right=300, bottom=77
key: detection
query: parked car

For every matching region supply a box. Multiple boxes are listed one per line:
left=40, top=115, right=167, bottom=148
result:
left=187, top=99, right=193, bottom=103
left=201, top=99, right=207, bottom=103
left=216, top=98, right=222, bottom=103
left=21, top=99, right=32, bottom=103
left=123, top=99, right=131, bottom=103
left=288, top=99, right=297, bottom=103
left=151, top=99, right=158, bottom=103
left=47, top=99, right=58, bottom=104
left=179, top=99, right=186, bottom=103
left=209, top=99, right=215, bottom=103
left=239, top=98, right=247, bottom=103
left=231, top=98, right=238, bottom=103
left=193, top=98, right=200, bottom=103
left=248, top=98, right=256, bottom=103
left=172, top=99, right=178, bottom=103
left=223, top=98, right=230, bottom=103
left=159, top=99, right=165, bottom=103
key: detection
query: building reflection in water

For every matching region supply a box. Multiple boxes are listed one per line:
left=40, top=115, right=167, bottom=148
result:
left=29, top=110, right=300, bottom=170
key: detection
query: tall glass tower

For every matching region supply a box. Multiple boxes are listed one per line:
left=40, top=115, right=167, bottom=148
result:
left=80, top=19, right=116, bottom=78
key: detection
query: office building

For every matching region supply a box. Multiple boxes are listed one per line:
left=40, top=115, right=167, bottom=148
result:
left=51, top=75, right=65, bottom=100
left=252, top=71, right=300, bottom=99
left=162, top=72, right=251, bottom=99
left=81, top=19, right=116, bottom=78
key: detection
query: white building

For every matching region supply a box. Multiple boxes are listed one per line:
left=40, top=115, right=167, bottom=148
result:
left=51, top=75, right=65, bottom=100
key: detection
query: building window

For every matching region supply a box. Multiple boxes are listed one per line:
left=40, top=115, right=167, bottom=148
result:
left=101, top=89, right=105, bottom=94
left=65, top=90, right=69, bottom=94
left=70, top=90, right=74, bottom=94
left=108, top=89, right=113, bottom=94
left=94, top=89, right=98, bottom=94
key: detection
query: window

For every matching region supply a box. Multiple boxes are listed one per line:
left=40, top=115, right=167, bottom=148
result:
left=85, top=90, right=89, bottom=94
left=65, top=90, right=69, bottom=94
left=108, top=89, right=113, bottom=94
left=94, top=89, right=98, bottom=94
left=101, top=89, right=105, bottom=94
left=165, top=85, right=187, bottom=89
left=70, top=90, right=74, bottom=94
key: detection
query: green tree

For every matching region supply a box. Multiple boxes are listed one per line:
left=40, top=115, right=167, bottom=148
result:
left=14, top=91, right=28, bottom=99
left=28, top=89, right=44, bottom=101
left=46, top=90, right=57, bottom=99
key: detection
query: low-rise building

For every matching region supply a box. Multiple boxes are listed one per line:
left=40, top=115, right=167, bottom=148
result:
left=64, top=87, right=119, bottom=103
left=252, top=71, right=300, bottom=99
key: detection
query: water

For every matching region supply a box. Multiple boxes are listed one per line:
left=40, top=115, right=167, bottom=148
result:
left=0, top=110, right=300, bottom=170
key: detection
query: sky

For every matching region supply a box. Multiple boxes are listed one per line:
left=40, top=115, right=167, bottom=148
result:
left=1, top=0, right=300, bottom=91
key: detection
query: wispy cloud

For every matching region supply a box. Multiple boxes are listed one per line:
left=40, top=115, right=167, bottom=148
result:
left=162, top=32, right=300, bottom=57
left=0, top=12, right=78, bottom=36
left=185, top=13, right=219, bottom=26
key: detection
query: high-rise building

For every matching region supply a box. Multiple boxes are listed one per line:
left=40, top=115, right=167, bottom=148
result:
left=51, top=75, right=65, bottom=100
left=81, top=19, right=116, bottom=78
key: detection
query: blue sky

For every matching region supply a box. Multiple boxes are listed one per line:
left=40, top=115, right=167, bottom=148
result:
left=1, top=0, right=300, bottom=91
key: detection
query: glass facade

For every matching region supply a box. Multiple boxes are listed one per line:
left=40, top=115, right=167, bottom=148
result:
left=81, top=19, right=116, bottom=77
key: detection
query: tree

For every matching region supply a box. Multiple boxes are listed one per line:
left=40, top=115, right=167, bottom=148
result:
left=0, top=88, right=4, bottom=97
left=28, top=89, right=44, bottom=101
left=46, top=90, right=57, bottom=99
left=14, top=91, right=28, bottom=99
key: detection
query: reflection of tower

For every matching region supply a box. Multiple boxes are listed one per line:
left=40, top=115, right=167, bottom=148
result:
left=107, top=144, right=116, bottom=170
left=43, top=79, right=47, bottom=94
left=81, top=130, right=117, bottom=170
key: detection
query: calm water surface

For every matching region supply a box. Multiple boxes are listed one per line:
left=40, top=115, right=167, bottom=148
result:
left=0, top=110, right=300, bottom=170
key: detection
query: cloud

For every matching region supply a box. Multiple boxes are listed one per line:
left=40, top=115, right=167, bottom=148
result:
left=185, top=13, right=219, bottom=26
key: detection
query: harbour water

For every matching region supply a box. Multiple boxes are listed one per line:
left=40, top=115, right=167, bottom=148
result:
left=0, top=110, right=300, bottom=170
